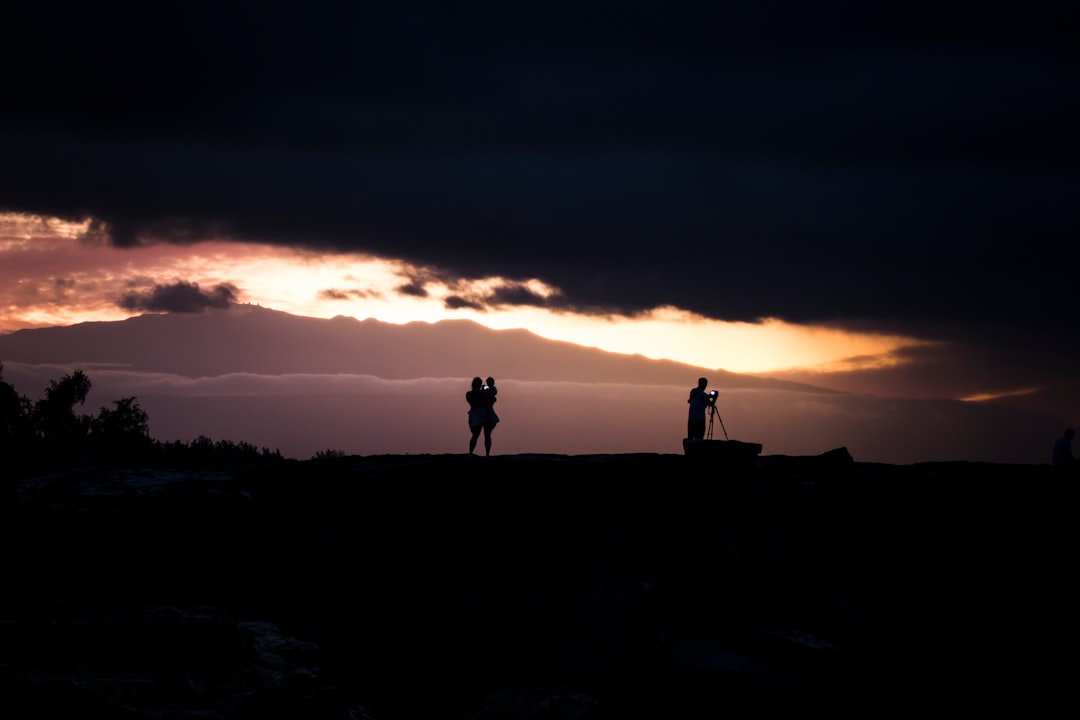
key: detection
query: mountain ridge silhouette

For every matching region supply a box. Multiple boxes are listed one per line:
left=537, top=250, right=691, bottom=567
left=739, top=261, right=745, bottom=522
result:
left=0, top=304, right=836, bottom=393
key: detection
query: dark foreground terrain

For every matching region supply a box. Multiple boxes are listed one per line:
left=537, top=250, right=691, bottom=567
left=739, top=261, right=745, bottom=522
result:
left=1, top=450, right=1075, bottom=718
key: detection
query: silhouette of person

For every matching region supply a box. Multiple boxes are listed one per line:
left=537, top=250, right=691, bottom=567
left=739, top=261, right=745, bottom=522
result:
left=484, top=376, right=500, bottom=424
left=467, top=376, right=497, bottom=456
left=687, top=377, right=711, bottom=440
left=1052, top=427, right=1076, bottom=470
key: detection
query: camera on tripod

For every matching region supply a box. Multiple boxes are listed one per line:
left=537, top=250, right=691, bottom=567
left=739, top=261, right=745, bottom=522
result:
left=704, top=389, right=728, bottom=440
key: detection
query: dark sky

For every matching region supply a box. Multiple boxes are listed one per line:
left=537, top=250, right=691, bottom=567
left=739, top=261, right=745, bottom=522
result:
left=3, top=2, right=1078, bottom=378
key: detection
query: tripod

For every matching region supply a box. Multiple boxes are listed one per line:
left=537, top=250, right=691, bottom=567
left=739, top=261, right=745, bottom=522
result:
left=706, top=401, right=729, bottom=441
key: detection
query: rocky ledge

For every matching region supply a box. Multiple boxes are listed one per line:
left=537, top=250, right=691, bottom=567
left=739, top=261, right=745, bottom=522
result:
left=1, top=451, right=1075, bottom=718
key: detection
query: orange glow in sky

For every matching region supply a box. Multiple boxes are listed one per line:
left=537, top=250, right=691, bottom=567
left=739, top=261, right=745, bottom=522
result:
left=0, top=212, right=928, bottom=374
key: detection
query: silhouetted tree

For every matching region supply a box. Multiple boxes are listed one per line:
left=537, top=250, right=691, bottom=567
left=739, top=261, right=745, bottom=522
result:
left=3, top=369, right=286, bottom=467
left=33, top=370, right=92, bottom=450
left=91, top=396, right=153, bottom=458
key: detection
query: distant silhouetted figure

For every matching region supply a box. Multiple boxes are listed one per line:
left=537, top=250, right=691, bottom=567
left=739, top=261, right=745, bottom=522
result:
left=1052, top=427, right=1076, bottom=470
left=467, top=376, right=497, bottom=456
left=687, top=377, right=710, bottom=440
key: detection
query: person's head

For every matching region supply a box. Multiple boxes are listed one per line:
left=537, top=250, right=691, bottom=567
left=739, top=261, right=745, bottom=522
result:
left=1066, top=428, right=1076, bottom=440
left=472, top=377, right=483, bottom=390
left=486, top=376, right=495, bottom=386
left=698, top=377, right=708, bottom=389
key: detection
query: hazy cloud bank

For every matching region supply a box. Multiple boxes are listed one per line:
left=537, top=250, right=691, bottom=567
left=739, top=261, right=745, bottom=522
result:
left=2, top=363, right=1061, bottom=464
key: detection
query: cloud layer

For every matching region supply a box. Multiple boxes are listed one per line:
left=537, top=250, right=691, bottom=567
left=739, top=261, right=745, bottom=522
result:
left=1, top=361, right=1061, bottom=465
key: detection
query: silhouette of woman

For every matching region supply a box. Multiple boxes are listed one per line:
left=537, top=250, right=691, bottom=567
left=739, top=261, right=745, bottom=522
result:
left=466, top=376, right=497, bottom=456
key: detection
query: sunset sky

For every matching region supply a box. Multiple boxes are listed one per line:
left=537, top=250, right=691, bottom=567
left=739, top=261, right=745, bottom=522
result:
left=1, top=2, right=1077, bottom=462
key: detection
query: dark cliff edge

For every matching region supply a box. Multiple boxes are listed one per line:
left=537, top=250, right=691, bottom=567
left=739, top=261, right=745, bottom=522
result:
left=1, top=451, right=1076, bottom=718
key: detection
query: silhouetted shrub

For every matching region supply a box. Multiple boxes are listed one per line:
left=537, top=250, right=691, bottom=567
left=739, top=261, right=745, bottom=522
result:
left=154, top=435, right=283, bottom=468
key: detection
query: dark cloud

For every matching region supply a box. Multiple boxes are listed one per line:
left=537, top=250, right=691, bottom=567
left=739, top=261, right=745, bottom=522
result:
left=444, top=296, right=485, bottom=312
left=395, top=282, right=429, bottom=299
left=485, top=283, right=556, bottom=309
left=436, top=280, right=569, bottom=313
left=77, top=220, right=112, bottom=247
left=318, top=288, right=380, bottom=302
left=317, top=290, right=352, bottom=301
left=2, top=2, right=1078, bottom=387
left=118, top=282, right=237, bottom=314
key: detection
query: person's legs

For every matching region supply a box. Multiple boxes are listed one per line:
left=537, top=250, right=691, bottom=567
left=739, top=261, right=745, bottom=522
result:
left=483, top=425, right=493, bottom=456
left=688, top=419, right=705, bottom=440
left=469, top=425, right=482, bottom=454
